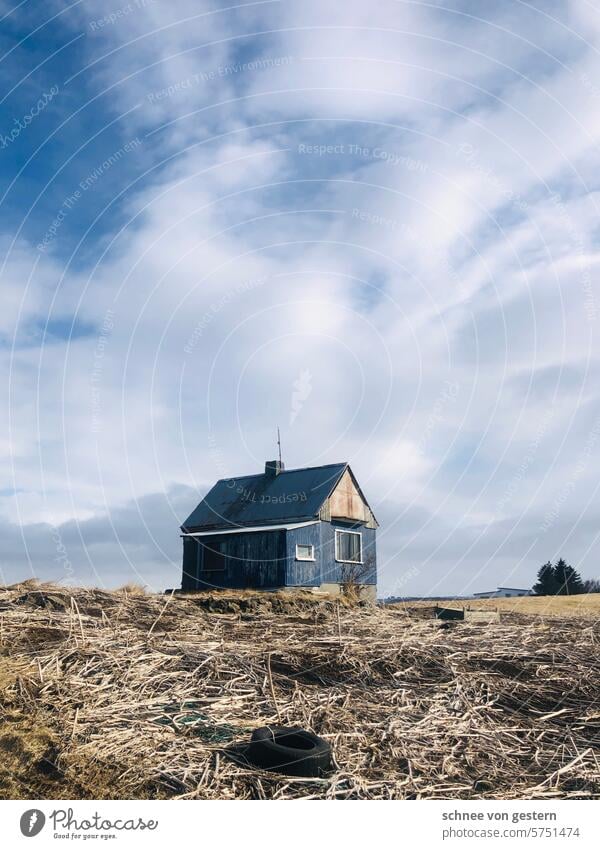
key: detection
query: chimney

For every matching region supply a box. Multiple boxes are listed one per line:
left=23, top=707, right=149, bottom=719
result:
left=265, top=460, right=285, bottom=476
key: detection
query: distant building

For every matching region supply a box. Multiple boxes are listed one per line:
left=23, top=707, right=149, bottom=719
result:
left=473, top=587, right=532, bottom=599
left=180, top=461, right=378, bottom=600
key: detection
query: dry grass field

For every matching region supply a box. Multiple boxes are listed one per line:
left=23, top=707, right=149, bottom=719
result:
left=0, top=581, right=599, bottom=801
left=396, top=593, right=600, bottom=618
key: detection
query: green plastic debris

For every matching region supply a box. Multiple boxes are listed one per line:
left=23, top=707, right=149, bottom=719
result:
left=152, top=701, right=249, bottom=742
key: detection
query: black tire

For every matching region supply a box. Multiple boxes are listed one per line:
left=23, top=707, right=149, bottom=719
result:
left=247, top=726, right=332, bottom=777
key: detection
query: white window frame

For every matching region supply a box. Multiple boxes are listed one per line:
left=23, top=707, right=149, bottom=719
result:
left=334, top=529, right=363, bottom=564
left=295, top=543, right=315, bottom=562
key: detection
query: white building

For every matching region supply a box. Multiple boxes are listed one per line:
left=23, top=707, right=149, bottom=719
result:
left=473, top=586, right=532, bottom=599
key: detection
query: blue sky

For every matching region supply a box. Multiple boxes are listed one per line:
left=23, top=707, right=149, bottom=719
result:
left=1, top=0, right=599, bottom=596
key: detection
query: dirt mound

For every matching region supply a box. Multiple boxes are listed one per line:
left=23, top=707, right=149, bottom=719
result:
left=182, top=588, right=346, bottom=617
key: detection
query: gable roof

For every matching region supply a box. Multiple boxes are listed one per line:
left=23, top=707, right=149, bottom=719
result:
left=182, top=462, right=349, bottom=531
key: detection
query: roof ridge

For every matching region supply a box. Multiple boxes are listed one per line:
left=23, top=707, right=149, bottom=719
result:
left=215, top=461, right=347, bottom=482
left=181, top=462, right=354, bottom=531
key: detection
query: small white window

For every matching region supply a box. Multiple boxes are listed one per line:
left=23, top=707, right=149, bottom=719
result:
left=335, top=530, right=362, bottom=563
left=295, top=544, right=315, bottom=561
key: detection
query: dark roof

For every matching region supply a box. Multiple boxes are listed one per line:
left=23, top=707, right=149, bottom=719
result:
left=182, top=462, right=348, bottom=531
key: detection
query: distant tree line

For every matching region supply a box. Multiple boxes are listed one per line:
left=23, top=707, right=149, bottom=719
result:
left=532, top=558, right=599, bottom=595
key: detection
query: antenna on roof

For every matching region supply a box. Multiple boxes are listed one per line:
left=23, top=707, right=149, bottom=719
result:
left=277, top=426, right=282, bottom=465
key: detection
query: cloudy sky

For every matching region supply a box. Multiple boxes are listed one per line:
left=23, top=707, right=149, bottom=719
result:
left=1, top=0, right=599, bottom=596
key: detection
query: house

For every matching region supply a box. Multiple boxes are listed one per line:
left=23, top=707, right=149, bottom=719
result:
left=180, top=460, right=378, bottom=600
left=473, top=587, right=532, bottom=598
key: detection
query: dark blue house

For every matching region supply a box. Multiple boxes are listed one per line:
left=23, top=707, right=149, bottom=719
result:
left=181, top=461, right=378, bottom=600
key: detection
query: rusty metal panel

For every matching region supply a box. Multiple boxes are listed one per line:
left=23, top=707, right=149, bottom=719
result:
left=328, top=469, right=366, bottom=521
left=327, top=469, right=379, bottom=527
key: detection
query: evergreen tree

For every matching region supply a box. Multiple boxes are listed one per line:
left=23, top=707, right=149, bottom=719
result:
left=554, top=558, right=584, bottom=595
left=532, top=561, right=558, bottom=595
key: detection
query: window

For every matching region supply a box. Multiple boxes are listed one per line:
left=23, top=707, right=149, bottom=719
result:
left=335, top=530, right=362, bottom=563
left=295, top=543, right=315, bottom=561
left=202, top=541, right=226, bottom=572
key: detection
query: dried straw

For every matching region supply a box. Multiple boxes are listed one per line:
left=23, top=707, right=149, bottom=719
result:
left=0, top=582, right=598, bottom=800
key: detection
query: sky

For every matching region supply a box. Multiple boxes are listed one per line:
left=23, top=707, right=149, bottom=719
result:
left=0, top=0, right=599, bottom=597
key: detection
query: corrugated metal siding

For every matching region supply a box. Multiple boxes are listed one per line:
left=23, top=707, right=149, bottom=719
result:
left=285, top=523, right=321, bottom=587
left=319, top=520, right=377, bottom=586
left=182, top=529, right=286, bottom=590
left=183, top=521, right=377, bottom=590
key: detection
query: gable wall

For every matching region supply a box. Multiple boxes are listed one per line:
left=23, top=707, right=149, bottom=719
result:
left=319, top=469, right=377, bottom=528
